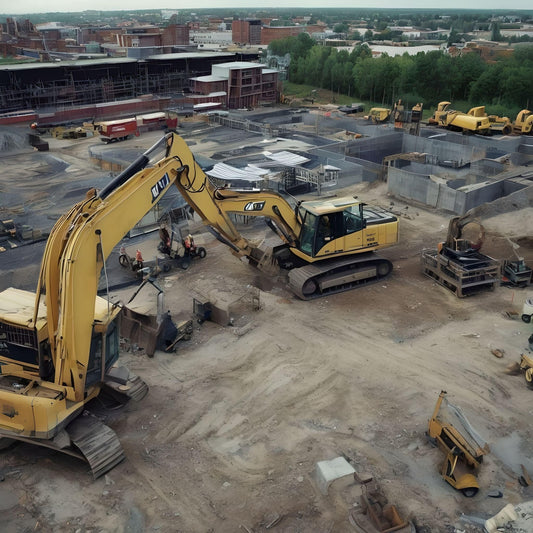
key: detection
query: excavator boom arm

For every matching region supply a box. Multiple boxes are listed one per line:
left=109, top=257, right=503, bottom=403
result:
left=38, top=135, right=186, bottom=399
left=166, top=134, right=302, bottom=255
left=38, top=133, right=307, bottom=399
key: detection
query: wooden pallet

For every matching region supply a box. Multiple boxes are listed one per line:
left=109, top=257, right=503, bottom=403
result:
left=421, top=248, right=500, bottom=298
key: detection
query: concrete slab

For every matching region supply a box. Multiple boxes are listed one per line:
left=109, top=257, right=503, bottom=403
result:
left=313, top=456, right=355, bottom=495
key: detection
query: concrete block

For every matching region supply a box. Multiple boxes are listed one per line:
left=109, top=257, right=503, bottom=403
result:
left=484, top=503, right=518, bottom=533
left=313, top=456, right=355, bottom=495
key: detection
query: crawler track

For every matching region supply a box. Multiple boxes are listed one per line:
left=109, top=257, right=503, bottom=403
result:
left=0, top=415, right=125, bottom=479
left=288, top=253, right=392, bottom=300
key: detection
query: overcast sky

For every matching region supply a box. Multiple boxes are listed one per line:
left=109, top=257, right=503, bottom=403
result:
left=2, top=1, right=533, bottom=15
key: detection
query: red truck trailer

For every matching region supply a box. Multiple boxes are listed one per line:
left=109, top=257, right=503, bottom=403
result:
left=138, top=112, right=178, bottom=132
left=96, top=117, right=138, bottom=143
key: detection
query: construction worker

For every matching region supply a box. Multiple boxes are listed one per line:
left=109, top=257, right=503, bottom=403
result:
left=184, top=234, right=194, bottom=256
left=135, top=249, right=144, bottom=269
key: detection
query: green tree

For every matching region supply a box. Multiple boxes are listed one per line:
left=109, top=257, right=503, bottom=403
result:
left=333, top=23, right=349, bottom=34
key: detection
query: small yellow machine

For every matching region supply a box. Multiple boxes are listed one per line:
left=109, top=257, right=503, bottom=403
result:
left=427, top=391, right=489, bottom=497
left=365, top=107, right=391, bottom=123
left=513, top=109, right=533, bottom=134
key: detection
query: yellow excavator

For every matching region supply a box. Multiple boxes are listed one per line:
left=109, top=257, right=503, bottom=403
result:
left=0, top=135, right=198, bottom=477
left=0, top=133, right=398, bottom=476
left=162, top=133, right=399, bottom=299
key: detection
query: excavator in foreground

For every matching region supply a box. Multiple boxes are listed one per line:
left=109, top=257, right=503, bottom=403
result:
left=0, top=135, right=202, bottom=477
left=0, top=133, right=398, bottom=476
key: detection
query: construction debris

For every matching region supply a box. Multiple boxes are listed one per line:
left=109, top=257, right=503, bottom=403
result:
left=484, top=503, right=518, bottom=533
left=427, top=391, right=489, bottom=497
left=352, top=472, right=412, bottom=533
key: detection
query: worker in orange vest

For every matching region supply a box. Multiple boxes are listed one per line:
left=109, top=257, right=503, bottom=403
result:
left=135, top=249, right=144, bottom=269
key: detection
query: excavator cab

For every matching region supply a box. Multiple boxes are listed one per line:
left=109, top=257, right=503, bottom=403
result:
left=295, top=199, right=399, bottom=259
left=85, top=314, right=120, bottom=388
left=299, top=206, right=366, bottom=257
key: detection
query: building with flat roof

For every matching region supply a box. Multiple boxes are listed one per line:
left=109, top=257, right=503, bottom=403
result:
left=0, top=52, right=261, bottom=114
left=232, top=19, right=262, bottom=45
left=190, top=61, right=278, bottom=110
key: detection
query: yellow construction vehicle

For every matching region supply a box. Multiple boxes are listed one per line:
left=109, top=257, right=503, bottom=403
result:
left=427, top=391, right=489, bottom=497
left=513, top=109, right=533, bottom=135
left=161, top=134, right=399, bottom=299
left=429, top=102, right=491, bottom=135
left=365, top=107, right=391, bottom=123
left=428, top=101, right=452, bottom=125
left=0, top=135, right=209, bottom=476
left=0, top=132, right=399, bottom=475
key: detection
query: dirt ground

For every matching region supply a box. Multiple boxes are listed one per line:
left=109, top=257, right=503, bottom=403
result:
left=1, top=124, right=533, bottom=533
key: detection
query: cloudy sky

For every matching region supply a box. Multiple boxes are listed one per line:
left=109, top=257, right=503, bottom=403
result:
left=3, top=1, right=533, bottom=15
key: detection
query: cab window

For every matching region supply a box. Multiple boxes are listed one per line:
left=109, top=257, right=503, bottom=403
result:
left=343, top=207, right=363, bottom=234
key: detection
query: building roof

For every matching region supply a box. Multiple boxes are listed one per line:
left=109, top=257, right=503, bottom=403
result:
left=213, top=61, right=266, bottom=69
left=265, top=151, right=310, bottom=167
left=190, top=75, right=228, bottom=82
left=147, top=52, right=235, bottom=60
left=194, top=102, right=223, bottom=110
left=191, top=91, right=227, bottom=99
left=207, top=162, right=269, bottom=181
left=0, top=57, right=138, bottom=71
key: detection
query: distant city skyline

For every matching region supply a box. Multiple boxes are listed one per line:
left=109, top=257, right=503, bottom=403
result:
left=2, top=1, right=532, bottom=16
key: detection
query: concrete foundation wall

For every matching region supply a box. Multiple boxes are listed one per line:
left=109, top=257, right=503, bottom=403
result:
left=518, top=140, right=533, bottom=157
left=388, top=165, right=529, bottom=215
left=503, top=180, right=529, bottom=195
left=403, top=135, right=484, bottom=166
left=470, top=134, right=524, bottom=154
left=345, top=132, right=403, bottom=164
left=388, top=167, right=504, bottom=214
left=471, top=159, right=506, bottom=176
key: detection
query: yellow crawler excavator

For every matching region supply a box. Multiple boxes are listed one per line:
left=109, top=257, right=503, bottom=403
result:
left=162, top=134, right=399, bottom=299
left=0, top=135, right=198, bottom=477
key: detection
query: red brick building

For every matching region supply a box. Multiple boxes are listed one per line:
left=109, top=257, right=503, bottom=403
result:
left=190, top=61, right=278, bottom=110
left=116, top=24, right=189, bottom=48
left=261, top=25, right=321, bottom=45
left=232, top=19, right=262, bottom=45
left=161, top=24, right=190, bottom=47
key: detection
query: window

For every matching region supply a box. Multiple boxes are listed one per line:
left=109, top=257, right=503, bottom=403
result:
left=343, top=207, right=363, bottom=234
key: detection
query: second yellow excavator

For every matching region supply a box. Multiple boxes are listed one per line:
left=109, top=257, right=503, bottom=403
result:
left=163, top=133, right=399, bottom=299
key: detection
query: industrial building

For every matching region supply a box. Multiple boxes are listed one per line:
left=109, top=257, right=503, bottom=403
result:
left=190, top=61, right=278, bottom=110
left=0, top=51, right=266, bottom=115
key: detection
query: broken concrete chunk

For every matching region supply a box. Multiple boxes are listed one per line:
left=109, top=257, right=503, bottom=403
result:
left=313, top=456, right=355, bottom=495
left=484, top=503, right=518, bottom=533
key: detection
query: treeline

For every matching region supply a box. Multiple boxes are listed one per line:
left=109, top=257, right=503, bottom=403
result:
left=269, top=34, right=533, bottom=114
